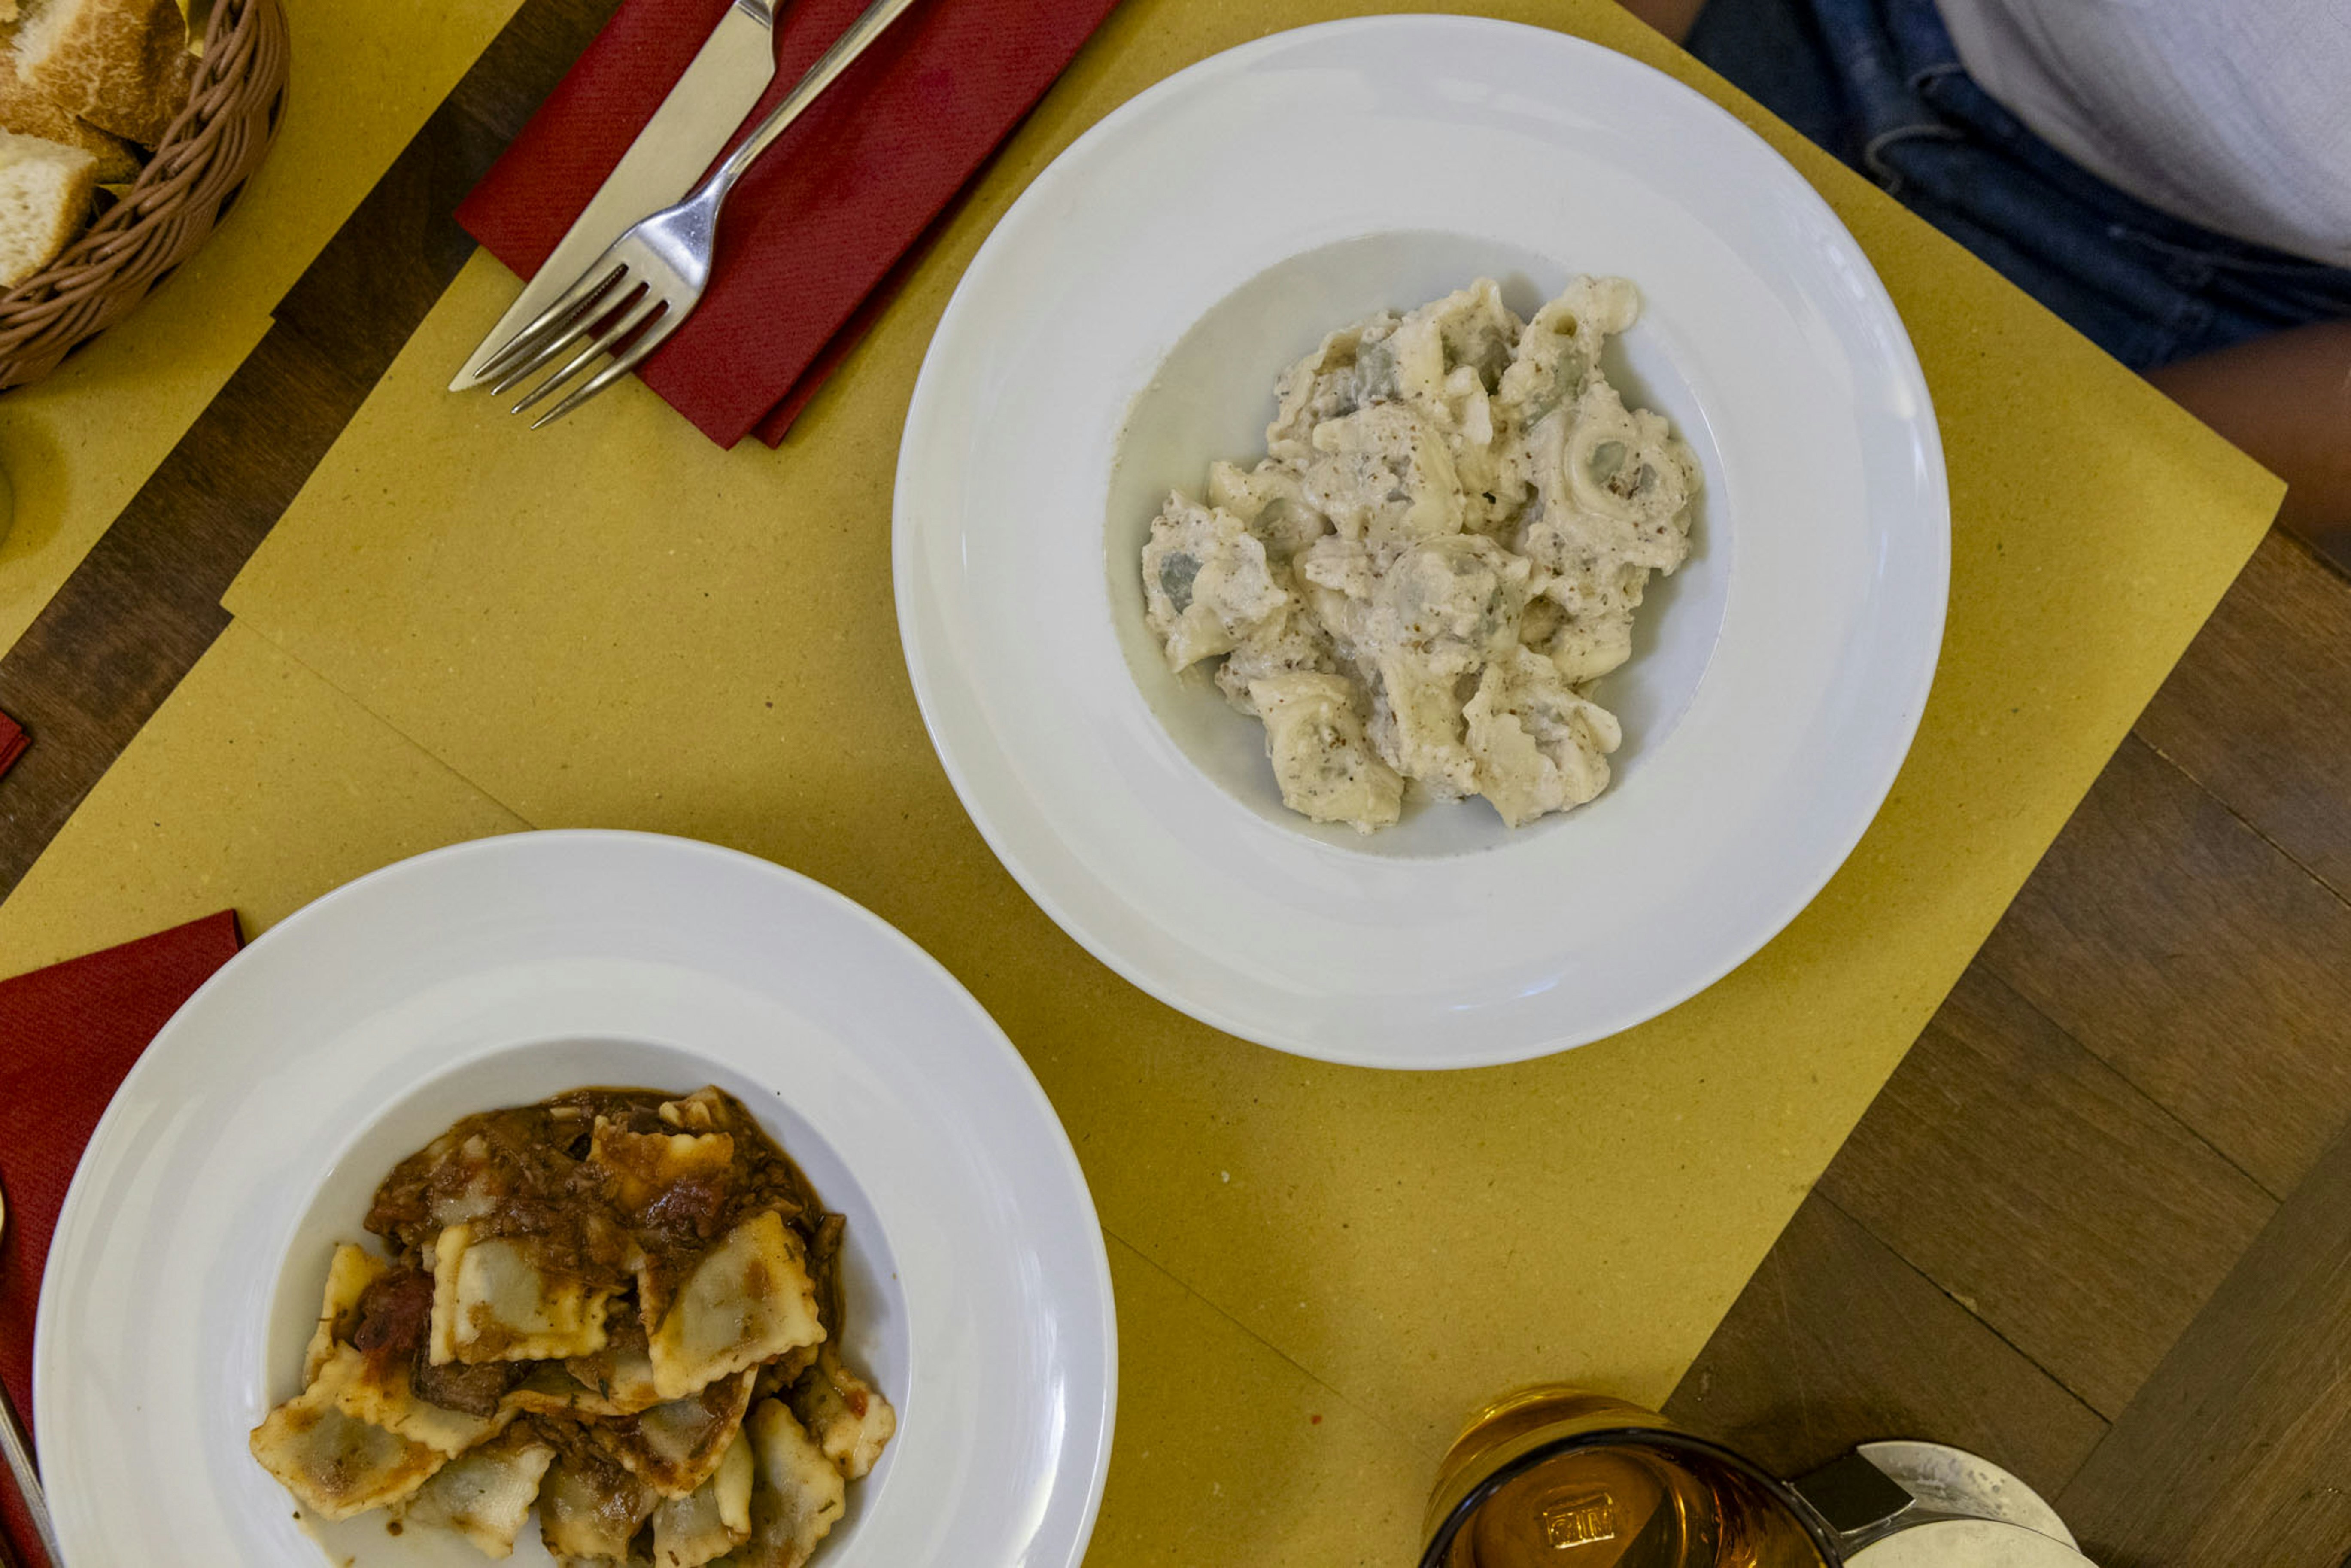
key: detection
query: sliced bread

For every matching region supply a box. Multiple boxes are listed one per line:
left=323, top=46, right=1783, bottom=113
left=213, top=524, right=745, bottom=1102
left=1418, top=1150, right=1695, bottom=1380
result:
left=11, top=0, right=193, bottom=146
left=0, top=127, right=96, bottom=287
left=0, top=67, right=135, bottom=179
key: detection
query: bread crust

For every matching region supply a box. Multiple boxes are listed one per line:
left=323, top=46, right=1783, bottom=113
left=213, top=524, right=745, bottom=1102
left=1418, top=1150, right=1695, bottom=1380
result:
left=0, top=66, right=135, bottom=178
left=0, top=129, right=99, bottom=288
left=14, top=0, right=194, bottom=146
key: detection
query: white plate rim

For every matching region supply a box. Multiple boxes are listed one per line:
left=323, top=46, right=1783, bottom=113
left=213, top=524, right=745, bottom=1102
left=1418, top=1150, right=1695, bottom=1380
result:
left=32, top=827, right=1117, bottom=1568
left=893, top=15, right=1949, bottom=1070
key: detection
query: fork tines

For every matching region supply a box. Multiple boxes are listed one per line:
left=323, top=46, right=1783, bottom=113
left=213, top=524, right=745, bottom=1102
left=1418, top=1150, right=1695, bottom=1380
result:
left=477, top=261, right=684, bottom=428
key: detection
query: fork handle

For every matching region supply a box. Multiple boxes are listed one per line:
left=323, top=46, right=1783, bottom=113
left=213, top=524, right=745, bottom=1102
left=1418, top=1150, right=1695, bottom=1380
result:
left=0, top=1381, right=60, bottom=1566
left=701, top=0, right=926, bottom=206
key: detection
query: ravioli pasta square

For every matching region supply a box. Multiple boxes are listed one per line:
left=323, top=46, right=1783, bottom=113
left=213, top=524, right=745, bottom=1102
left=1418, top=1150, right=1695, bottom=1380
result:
left=589, top=1118, right=736, bottom=1215
left=327, top=1343, right=510, bottom=1457
left=729, top=1398, right=848, bottom=1568
left=1141, top=276, right=1699, bottom=832
left=788, top=1347, right=898, bottom=1481
left=249, top=1086, right=894, bottom=1565
left=395, top=1428, right=557, bottom=1559
left=504, top=1355, right=662, bottom=1420
left=248, top=1349, right=447, bottom=1521
left=607, top=1369, right=759, bottom=1498
left=430, top=1226, right=613, bottom=1365
left=647, top=1209, right=825, bottom=1400
left=649, top=1426, right=756, bottom=1566
left=538, top=1444, right=659, bottom=1559
left=302, top=1242, right=387, bottom=1386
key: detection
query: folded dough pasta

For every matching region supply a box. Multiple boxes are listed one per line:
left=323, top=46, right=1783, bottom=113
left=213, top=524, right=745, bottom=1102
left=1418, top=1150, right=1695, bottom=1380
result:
left=249, top=1086, right=893, bottom=1565
left=1140, top=277, right=1699, bottom=832
left=301, top=1242, right=386, bottom=1386
left=729, top=1398, right=848, bottom=1568
left=787, top=1346, right=899, bottom=1482
left=328, top=1342, right=512, bottom=1457
left=249, top=1349, right=448, bottom=1521
left=430, top=1227, right=614, bottom=1366
left=646, top=1210, right=825, bottom=1400
left=649, top=1427, right=757, bottom=1566
left=394, top=1428, right=557, bottom=1559
left=605, top=1369, right=758, bottom=1498
left=537, top=1440, right=659, bottom=1559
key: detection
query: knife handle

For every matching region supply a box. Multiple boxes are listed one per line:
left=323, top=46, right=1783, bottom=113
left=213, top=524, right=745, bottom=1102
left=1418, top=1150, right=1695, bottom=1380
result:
left=704, top=0, right=924, bottom=205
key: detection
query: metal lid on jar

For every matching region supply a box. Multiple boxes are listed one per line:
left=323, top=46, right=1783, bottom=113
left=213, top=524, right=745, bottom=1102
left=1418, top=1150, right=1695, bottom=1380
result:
left=1854, top=1441, right=2077, bottom=1546
left=1819, top=1441, right=2094, bottom=1566
left=1849, top=1518, right=2094, bottom=1566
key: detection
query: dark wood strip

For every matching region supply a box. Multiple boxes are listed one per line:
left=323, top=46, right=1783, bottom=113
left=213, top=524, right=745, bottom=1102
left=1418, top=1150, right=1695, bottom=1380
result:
left=0, top=0, right=620, bottom=891
left=2135, top=531, right=2351, bottom=902
left=1664, top=1191, right=2110, bottom=1504
left=0, top=327, right=367, bottom=888
left=2057, top=1113, right=2351, bottom=1568
left=2280, top=516, right=2351, bottom=588
left=271, top=0, right=627, bottom=358
left=1816, top=964, right=2273, bottom=1418
left=1977, top=735, right=2351, bottom=1197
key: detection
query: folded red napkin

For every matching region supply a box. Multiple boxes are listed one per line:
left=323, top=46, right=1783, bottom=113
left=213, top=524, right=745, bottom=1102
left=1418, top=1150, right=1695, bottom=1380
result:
left=0, top=710, right=26, bottom=781
left=457, top=0, right=1123, bottom=448
left=0, top=911, right=243, bottom=1568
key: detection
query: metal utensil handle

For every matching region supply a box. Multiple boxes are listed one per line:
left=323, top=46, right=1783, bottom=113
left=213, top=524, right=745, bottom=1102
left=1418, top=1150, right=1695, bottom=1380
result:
left=0, top=1382, right=61, bottom=1566
left=702, top=0, right=923, bottom=205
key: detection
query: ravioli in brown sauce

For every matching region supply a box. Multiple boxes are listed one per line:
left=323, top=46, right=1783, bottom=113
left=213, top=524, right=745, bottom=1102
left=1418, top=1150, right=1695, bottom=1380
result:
left=250, top=1086, right=896, bottom=1565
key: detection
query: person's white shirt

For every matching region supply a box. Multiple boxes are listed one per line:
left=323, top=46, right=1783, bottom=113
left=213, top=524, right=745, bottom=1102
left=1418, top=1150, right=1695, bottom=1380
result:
left=1936, top=0, right=2351, bottom=267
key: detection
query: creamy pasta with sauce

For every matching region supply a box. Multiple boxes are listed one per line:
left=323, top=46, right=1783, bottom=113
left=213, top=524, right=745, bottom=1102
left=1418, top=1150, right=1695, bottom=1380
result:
left=1139, top=277, right=1698, bottom=832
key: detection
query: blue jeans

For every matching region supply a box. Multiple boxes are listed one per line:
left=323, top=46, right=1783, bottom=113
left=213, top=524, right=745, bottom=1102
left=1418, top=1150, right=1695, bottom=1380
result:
left=1686, top=0, right=2351, bottom=369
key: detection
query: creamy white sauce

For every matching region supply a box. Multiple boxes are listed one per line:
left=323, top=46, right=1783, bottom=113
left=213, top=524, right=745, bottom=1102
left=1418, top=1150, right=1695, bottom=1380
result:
left=1139, top=277, right=1698, bottom=832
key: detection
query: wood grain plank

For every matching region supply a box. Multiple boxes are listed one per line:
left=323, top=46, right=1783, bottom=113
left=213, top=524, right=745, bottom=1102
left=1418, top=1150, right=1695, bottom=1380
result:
left=2278, top=515, right=2351, bottom=588
left=2136, top=531, right=2351, bottom=901
left=0, top=327, right=367, bottom=886
left=1817, top=964, right=2273, bottom=1417
left=0, top=0, right=621, bottom=886
left=2058, top=1114, right=2351, bottom=1568
left=1664, top=1193, right=2109, bottom=1503
left=1977, top=735, right=2351, bottom=1197
left=270, top=0, right=624, bottom=364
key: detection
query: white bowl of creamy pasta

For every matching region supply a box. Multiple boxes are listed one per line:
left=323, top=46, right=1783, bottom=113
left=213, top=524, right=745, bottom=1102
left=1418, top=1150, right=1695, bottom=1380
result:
left=893, top=17, right=1948, bottom=1067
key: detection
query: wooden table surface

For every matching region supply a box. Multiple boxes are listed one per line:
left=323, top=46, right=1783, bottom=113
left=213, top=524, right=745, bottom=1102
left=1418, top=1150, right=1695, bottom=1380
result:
left=4, top=2, right=2348, bottom=1564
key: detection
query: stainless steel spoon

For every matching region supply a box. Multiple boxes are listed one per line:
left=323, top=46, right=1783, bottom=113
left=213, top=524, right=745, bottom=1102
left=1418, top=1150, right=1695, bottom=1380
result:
left=0, top=1179, right=61, bottom=1565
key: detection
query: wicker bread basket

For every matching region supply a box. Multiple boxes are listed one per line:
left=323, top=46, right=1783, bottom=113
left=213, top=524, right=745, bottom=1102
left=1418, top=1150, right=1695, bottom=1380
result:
left=0, top=0, right=287, bottom=390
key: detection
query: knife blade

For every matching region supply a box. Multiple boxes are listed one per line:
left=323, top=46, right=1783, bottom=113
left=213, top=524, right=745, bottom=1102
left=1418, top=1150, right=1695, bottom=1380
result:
left=451, top=0, right=784, bottom=391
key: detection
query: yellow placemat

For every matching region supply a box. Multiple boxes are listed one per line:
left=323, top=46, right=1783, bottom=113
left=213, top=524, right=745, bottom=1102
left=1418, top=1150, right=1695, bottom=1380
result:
left=0, top=303, right=272, bottom=653
left=0, top=620, right=1426, bottom=1568
left=0, top=622, right=525, bottom=970
left=0, top=0, right=531, bottom=656
left=1099, top=1236, right=1427, bottom=1566
left=213, top=0, right=2279, bottom=1461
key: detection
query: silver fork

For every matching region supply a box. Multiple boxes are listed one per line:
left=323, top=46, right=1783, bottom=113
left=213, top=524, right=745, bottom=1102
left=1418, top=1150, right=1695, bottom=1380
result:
left=0, top=1177, right=61, bottom=1568
left=480, top=0, right=926, bottom=427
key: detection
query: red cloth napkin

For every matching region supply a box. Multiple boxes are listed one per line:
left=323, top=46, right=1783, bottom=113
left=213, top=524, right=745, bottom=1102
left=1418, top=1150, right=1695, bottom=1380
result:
left=0, top=911, right=243, bottom=1568
left=0, top=710, right=26, bottom=781
left=457, top=0, right=1124, bottom=448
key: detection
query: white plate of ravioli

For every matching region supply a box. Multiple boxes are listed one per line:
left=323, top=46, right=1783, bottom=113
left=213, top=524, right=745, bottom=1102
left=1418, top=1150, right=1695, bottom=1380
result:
left=33, top=832, right=1115, bottom=1568
left=894, top=16, right=1948, bottom=1069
